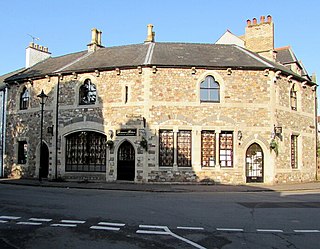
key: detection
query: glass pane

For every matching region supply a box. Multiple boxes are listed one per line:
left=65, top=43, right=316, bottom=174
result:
left=177, top=131, right=191, bottom=167
left=200, top=89, right=208, bottom=101
left=159, top=130, right=174, bottom=166
left=66, top=131, right=106, bottom=172
left=201, top=131, right=215, bottom=167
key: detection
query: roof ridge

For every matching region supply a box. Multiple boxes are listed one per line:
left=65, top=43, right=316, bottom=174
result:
left=144, top=43, right=155, bottom=65
left=54, top=51, right=94, bottom=73
left=234, top=45, right=274, bottom=68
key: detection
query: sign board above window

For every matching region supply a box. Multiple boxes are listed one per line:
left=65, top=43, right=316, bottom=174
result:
left=116, top=129, right=137, bottom=136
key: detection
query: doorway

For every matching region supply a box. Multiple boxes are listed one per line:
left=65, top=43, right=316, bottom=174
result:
left=246, top=143, right=264, bottom=183
left=40, top=143, right=49, bottom=178
left=117, top=141, right=135, bottom=181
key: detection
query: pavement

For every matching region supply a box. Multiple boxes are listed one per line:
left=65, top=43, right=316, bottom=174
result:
left=1, top=178, right=320, bottom=193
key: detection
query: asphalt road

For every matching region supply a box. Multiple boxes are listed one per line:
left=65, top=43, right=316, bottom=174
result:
left=0, top=184, right=319, bottom=249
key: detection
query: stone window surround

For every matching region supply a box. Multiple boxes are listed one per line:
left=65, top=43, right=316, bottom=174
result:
left=15, top=137, right=29, bottom=165
left=197, top=71, right=225, bottom=104
left=289, top=82, right=301, bottom=111
left=75, top=75, right=99, bottom=107
left=17, top=85, right=31, bottom=111
left=158, top=127, right=235, bottom=170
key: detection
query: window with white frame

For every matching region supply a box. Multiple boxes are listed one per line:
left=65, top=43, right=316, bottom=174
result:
left=219, top=131, right=233, bottom=167
left=200, top=76, right=220, bottom=102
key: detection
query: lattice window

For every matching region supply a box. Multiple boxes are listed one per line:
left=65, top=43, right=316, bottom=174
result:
left=219, top=131, right=233, bottom=167
left=201, top=131, right=215, bottom=167
left=65, top=131, right=106, bottom=172
left=291, top=135, right=298, bottom=169
left=177, top=130, right=192, bottom=167
left=20, top=87, right=29, bottom=110
left=79, top=79, right=97, bottom=105
left=159, top=130, right=174, bottom=166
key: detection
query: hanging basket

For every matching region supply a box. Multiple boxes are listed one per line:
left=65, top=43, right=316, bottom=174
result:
left=140, top=137, right=148, bottom=151
left=106, top=140, right=114, bottom=148
left=269, top=139, right=278, bottom=156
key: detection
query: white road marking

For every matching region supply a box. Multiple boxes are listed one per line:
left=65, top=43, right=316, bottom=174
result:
left=177, top=226, right=204, bottom=230
left=0, top=220, right=8, bottom=223
left=137, top=224, right=207, bottom=249
left=60, top=220, right=86, bottom=224
left=90, top=225, right=120, bottom=231
left=257, top=229, right=283, bottom=233
left=0, top=216, right=21, bottom=220
left=98, top=222, right=125, bottom=227
left=136, top=230, right=169, bottom=235
left=139, top=225, right=168, bottom=229
left=17, top=221, right=42, bottom=226
left=294, top=230, right=320, bottom=233
left=29, top=218, right=52, bottom=222
left=216, top=228, right=244, bottom=232
left=51, top=224, right=77, bottom=227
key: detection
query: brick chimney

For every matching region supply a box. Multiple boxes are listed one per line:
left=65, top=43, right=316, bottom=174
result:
left=87, top=28, right=103, bottom=52
left=144, top=24, right=155, bottom=43
left=245, top=15, right=275, bottom=61
left=26, top=42, right=51, bottom=68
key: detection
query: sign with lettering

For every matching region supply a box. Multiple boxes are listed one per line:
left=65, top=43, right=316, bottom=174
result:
left=116, top=129, right=137, bottom=136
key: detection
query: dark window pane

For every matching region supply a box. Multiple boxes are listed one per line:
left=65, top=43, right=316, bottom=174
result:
left=18, top=141, right=27, bottom=164
left=177, top=130, right=192, bottom=167
left=65, top=131, right=106, bottom=172
left=159, top=130, right=174, bottom=166
left=79, top=79, right=97, bottom=105
left=20, top=87, right=29, bottom=110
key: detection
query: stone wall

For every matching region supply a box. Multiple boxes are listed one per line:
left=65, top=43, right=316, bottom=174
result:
left=4, top=66, right=317, bottom=184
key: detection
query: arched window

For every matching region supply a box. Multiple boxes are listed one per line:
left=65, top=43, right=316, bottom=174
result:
left=200, top=76, right=220, bottom=102
left=20, top=87, right=29, bottom=110
left=65, top=131, right=106, bottom=172
left=79, top=79, right=97, bottom=105
left=290, top=85, right=297, bottom=110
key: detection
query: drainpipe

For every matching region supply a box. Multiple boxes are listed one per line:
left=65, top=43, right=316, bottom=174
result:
left=55, top=75, right=60, bottom=180
left=0, top=87, right=6, bottom=178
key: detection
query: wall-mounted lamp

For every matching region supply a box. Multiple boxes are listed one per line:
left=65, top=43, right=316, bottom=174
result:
left=237, top=130, right=242, bottom=140
left=108, top=130, right=114, bottom=139
left=274, top=125, right=283, bottom=141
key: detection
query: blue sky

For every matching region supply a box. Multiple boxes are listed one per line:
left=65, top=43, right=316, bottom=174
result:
left=1, top=0, right=319, bottom=86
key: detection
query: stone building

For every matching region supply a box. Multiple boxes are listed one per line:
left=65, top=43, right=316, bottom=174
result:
left=2, top=16, right=318, bottom=184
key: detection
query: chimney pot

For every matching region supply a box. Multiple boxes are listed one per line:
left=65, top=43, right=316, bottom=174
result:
left=253, top=18, right=257, bottom=25
left=267, top=15, right=272, bottom=23
left=247, top=19, right=251, bottom=26
left=260, top=16, right=265, bottom=23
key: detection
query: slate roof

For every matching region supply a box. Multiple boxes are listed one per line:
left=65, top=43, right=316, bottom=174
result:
left=4, top=42, right=314, bottom=84
left=0, top=68, right=25, bottom=89
left=6, top=51, right=87, bottom=82
left=276, top=46, right=297, bottom=64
